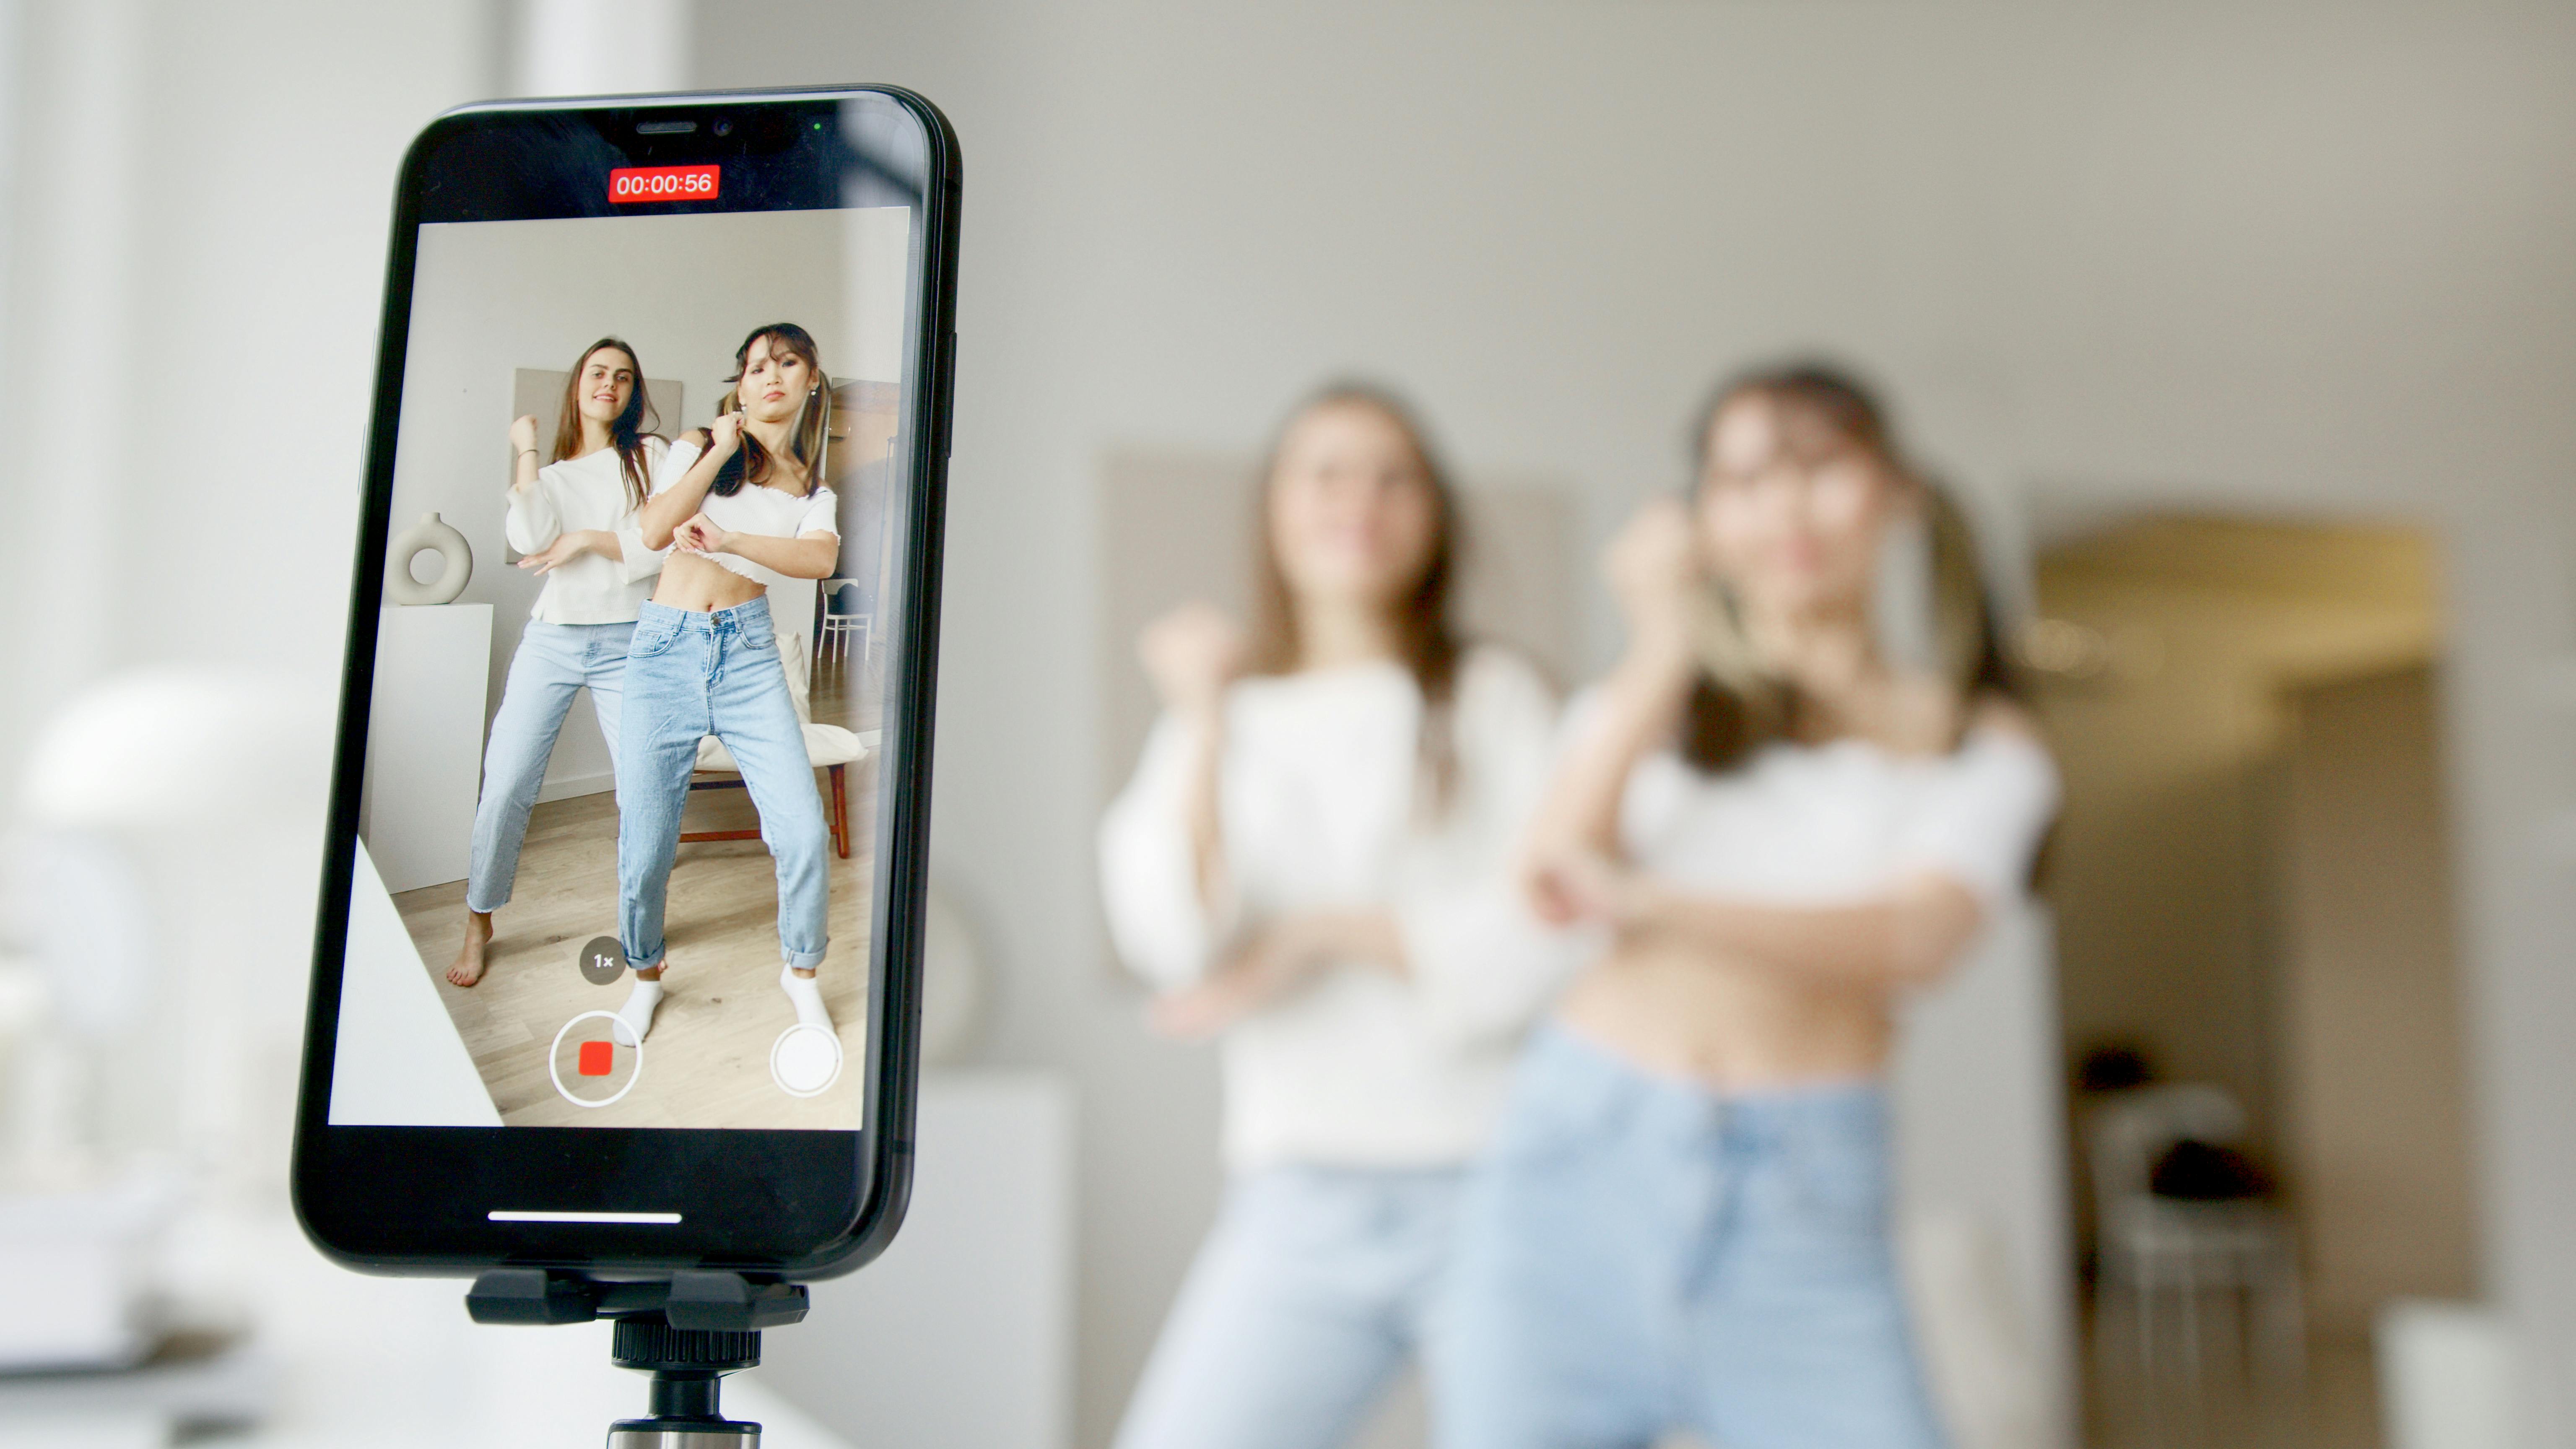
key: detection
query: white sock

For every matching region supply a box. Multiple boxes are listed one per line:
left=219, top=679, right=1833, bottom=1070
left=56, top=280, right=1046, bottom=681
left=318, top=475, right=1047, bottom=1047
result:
left=617, top=976, right=665, bottom=1044
left=780, top=966, right=832, bottom=1032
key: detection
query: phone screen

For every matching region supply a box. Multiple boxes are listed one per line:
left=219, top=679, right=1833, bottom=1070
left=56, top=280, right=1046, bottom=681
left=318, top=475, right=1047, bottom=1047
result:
left=296, top=92, right=955, bottom=1268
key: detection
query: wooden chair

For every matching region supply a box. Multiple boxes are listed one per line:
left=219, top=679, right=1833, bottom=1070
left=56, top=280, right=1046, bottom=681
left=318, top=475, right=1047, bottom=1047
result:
left=2089, top=1083, right=2305, bottom=1397
left=680, top=604, right=866, bottom=858
left=818, top=577, right=871, bottom=669
left=681, top=762, right=853, bottom=858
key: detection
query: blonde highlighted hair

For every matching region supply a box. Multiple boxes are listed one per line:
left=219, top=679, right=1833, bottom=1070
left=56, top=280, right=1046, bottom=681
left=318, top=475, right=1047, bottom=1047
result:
left=1678, top=363, right=2020, bottom=772
left=699, top=322, right=832, bottom=497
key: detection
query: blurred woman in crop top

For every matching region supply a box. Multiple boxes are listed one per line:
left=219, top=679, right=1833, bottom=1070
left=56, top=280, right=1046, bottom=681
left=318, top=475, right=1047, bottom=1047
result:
left=448, top=338, right=673, bottom=989
left=1100, top=384, right=1574, bottom=1449
left=610, top=322, right=842, bottom=1046
left=1436, top=364, right=2059, bottom=1449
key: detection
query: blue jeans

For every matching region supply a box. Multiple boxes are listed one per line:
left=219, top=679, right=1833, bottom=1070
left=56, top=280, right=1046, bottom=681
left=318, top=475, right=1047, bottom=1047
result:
left=615, top=597, right=828, bottom=972
left=466, top=620, right=636, bottom=914
left=1117, top=1166, right=1462, bottom=1449
left=1436, top=1026, right=1945, bottom=1449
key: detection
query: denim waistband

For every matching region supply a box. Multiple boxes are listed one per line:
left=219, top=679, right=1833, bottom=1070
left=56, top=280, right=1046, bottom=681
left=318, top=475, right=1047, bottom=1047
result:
left=1525, top=1020, right=1887, bottom=1143
left=638, top=595, right=771, bottom=632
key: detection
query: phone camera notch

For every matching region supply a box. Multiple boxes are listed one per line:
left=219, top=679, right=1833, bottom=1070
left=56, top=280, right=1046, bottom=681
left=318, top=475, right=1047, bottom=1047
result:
left=712, top=119, right=735, bottom=137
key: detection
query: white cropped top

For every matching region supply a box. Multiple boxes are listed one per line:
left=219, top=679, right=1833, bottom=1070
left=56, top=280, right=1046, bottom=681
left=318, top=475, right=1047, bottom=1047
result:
left=1608, top=709, right=2060, bottom=917
left=660, top=437, right=840, bottom=590
left=501, top=439, right=678, bottom=625
left=1099, top=648, right=1581, bottom=1171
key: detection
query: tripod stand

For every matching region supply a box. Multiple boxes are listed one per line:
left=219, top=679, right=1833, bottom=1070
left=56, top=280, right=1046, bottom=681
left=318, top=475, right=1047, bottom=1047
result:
left=468, top=1268, right=810, bottom=1446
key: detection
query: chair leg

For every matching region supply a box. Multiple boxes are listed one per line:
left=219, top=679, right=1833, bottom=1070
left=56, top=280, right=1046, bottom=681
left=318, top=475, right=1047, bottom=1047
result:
left=2256, top=1238, right=2307, bottom=1393
left=2177, top=1249, right=2205, bottom=1414
left=829, top=763, right=849, bottom=859
left=2093, top=1270, right=2128, bottom=1415
left=2135, top=1247, right=2158, bottom=1389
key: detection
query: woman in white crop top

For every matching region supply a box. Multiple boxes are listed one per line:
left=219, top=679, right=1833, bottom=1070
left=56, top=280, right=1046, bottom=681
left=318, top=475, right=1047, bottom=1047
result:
left=1436, top=366, right=2060, bottom=1449
left=1100, top=387, right=1574, bottom=1449
left=610, top=323, right=844, bottom=1049
left=448, top=338, right=675, bottom=989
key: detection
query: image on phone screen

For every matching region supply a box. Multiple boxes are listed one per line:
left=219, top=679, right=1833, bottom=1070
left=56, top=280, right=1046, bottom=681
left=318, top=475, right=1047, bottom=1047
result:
left=318, top=97, right=946, bottom=1143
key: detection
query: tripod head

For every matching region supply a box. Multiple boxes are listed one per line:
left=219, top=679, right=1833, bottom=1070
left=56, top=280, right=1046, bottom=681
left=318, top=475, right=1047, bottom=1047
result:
left=468, top=1269, right=810, bottom=1446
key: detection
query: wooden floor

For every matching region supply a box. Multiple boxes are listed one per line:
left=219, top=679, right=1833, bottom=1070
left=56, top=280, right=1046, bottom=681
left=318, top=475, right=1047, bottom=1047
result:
left=394, top=649, right=883, bottom=1131
left=2085, top=1323, right=2380, bottom=1449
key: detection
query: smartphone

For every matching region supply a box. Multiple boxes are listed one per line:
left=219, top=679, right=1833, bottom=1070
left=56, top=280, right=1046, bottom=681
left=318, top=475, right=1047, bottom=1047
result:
left=291, top=86, right=960, bottom=1280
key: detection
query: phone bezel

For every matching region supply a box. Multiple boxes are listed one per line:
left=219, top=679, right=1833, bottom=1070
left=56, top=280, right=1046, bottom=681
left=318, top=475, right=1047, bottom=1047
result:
left=290, top=85, right=960, bottom=1280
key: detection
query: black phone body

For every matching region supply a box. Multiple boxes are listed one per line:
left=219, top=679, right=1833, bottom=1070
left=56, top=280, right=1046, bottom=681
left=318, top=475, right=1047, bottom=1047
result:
left=291, top=87, right=959, bottom=1281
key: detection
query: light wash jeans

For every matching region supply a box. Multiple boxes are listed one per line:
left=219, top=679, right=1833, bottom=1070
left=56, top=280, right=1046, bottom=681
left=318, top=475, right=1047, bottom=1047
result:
left=466, top=619, right=636, bottom=914
left=615, top=597, right=828, bottom=971
left=1436, top=1025, right=1946, bottom=1449
left=1116, top=1166, right=1462, bottom=1449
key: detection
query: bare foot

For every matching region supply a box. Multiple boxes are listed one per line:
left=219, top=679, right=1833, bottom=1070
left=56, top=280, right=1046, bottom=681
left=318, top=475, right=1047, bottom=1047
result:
left=447, top=911, right=495, bottom=987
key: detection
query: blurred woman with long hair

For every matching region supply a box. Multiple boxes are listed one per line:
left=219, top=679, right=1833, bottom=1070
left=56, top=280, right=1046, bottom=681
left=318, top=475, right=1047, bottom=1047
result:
left=611, top=322, right=841, bottom=1044
left=1436, top=365, right=2059, bottom=1449
left=1100, top=385, right=1573, bottom=1449
left=449, top=338, right=671, bottom=988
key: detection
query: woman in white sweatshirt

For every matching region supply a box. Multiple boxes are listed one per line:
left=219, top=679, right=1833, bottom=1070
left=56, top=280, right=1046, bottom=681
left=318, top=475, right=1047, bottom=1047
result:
left=1099, top=384, right=1574, bottom=1449
left=447, top=338, right=673, bottom=987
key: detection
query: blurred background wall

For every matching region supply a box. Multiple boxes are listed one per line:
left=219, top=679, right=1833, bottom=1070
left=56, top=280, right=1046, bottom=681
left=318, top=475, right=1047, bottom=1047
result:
left=4, top=0, right=2575, bottom=1444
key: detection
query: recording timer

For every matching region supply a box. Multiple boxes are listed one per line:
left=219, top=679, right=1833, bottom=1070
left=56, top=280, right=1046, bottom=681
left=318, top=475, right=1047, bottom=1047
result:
left=607, top=164, right=721, bottom=204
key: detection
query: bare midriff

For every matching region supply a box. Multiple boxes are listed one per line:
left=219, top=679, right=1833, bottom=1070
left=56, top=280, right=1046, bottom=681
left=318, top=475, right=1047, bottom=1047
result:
left=651, top=551, right=768, bottom=613
left=1554, top=937, right=1896, bottom=1089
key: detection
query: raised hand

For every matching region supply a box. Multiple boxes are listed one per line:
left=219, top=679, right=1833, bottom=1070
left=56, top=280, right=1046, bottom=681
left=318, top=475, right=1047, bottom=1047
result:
left=509, top=413, right=541, bottom=457
left=672, top=513, right=730, bottom=556
left=1604, top=496, right=1703, bottom=646
left=1138, top=602, right=1247, bottom=717
left=515, top=531, right=591, bottom=575
left=706, top=408, right=746, bottom=457
left=1524, top=847, right=1657, bottom=930
left=1145, top=969, right=1267, bottom=1040
left=1145, top=919, right=1320, bottom=1039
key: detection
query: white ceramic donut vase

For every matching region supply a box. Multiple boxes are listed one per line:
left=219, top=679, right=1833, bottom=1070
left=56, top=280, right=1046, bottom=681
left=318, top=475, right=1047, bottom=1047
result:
left=386, top=511, right=474, bottom=606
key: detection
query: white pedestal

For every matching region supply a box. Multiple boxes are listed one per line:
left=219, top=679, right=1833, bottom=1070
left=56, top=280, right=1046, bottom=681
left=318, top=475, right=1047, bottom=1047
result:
left=760, top=1072, right=1075, bottom=1449
left=2378, top=1300, right=2516, bottom=1449
left=361, top=604, right=492, bottom=893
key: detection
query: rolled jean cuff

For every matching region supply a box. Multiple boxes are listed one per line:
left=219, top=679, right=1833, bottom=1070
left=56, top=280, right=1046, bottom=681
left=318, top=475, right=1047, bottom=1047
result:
left=784, top=945, right=826, bottom=971
left=628, top=948, right=666, bottom=971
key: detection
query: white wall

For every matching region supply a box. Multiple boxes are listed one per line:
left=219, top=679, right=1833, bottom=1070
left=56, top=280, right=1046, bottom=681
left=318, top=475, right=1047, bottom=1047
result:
left=0, top=0, right=499, bottom=808
left=0, top=0, right=498, bottom=1191
left=691, top=3, right=2576, bottom=1445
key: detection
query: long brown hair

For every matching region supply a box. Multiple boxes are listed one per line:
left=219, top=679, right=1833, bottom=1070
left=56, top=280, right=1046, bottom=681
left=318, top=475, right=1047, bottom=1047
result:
left=1678, top=362, right=2021, bottom=773
left=551, top=338, right=661, bottom=512
left=1246, top=382, right=1467, bottom=813
left=701, top=322, right=831, bottom=498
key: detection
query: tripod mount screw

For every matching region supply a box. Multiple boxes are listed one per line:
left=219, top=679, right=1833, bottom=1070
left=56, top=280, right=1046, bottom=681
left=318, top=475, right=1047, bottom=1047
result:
left=608, top=1315, right=766, bottom=1447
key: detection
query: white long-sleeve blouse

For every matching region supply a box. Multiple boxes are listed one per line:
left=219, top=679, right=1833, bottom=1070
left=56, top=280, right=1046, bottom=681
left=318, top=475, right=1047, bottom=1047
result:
left=503, top=439, right=678, bottom=624
left=1098, top=646, right=1579, bottom=1171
